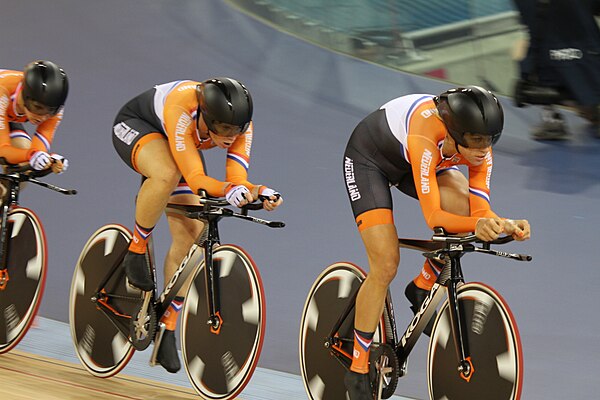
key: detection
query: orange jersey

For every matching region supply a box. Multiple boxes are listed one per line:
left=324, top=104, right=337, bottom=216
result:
left=381, top=95, right=498, bottom=232
left=0, top=69, right=63, bottom=163
left=147, top=80, right=256, bottom=197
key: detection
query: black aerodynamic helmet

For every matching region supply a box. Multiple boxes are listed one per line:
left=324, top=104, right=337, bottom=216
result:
left=196, top=77, right=253, bottom=135
left=434, top=86, right=504, bottom=148
left=22, top=60, right=69, bottom=115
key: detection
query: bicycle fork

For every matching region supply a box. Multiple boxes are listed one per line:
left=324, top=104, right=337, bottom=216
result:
left=444, top=255, right=474, bottom=381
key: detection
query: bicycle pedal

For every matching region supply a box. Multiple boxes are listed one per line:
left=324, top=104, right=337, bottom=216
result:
left=149, top=322, right=166, bottom=366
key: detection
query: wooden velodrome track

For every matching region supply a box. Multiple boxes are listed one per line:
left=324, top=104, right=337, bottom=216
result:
left=0, top=350, right=198, bottom=400
left=0, top=318, right=409, bottom=400
left=1, top=318, right=408, bottom=400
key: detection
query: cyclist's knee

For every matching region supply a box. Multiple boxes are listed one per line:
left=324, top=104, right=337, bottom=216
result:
left=150, top=167, right=181, bottom=189
left=369, top=256, right=399, bottom=285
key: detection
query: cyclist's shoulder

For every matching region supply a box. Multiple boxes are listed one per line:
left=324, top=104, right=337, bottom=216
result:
left=0, top=69, right=22, bottom=94
left=158, top=80, right=200, bottom=114
left=380, top=93, right=435, bottom=112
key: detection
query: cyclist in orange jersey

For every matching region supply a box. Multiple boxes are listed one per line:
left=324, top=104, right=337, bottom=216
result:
left=0, top=60, right=69, bottom=190
left=112, top=77, right=282, bottom=373
left=341, top=86, right=530, bottom=399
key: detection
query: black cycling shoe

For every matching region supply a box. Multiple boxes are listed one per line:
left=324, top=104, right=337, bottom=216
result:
left=405, top=280, right=435, bottom=337
left=123, top=251, right=154, bottom=291
left=344, top=370, right=373, bottom=400
left=156, top=330, right=181, bottom=373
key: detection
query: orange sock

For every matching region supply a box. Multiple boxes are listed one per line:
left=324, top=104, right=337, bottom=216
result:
left=414, top=259, right=443, bottom=291
left=160, top=296, right=184, bottom=331
left=128, top=222, right=154, bottom=254
left=350, top=329, right=374, bottom=374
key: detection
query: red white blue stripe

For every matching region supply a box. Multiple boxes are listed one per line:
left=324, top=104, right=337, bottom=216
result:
left=35, top=132, right=51, bottom=151
left=9, top=131, right=31, bottom=141
left=354, top=330, right=373, bottom=351
left=134, top=224, right=152, bottom=240
left=469, top=187, right=490, bottom=203
left=227, top=152, right=249, bottom=171
left=172, top=183, right=193, bottom=196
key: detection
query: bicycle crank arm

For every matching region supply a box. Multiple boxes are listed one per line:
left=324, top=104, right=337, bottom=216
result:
left=149, top=322, right=166, bottom=367
left=134, top=292, right=153, bottom=332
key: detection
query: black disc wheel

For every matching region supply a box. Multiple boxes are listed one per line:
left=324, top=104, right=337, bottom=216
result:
left=69, top=225, right=144, bottom=377
left=181, top=245, right=265, bottom=400
left=0, top=208, right=47, bottom=354
left=428, top=283, right=523, bottom=400
left=299, top=262, right=389, bottom=400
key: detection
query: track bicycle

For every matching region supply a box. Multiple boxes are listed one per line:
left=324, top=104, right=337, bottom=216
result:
left=299, top=228, right=532, bottom=400
left=0, top=161, right=76, bottom=354
left=69, top=197, right=284, bottom=399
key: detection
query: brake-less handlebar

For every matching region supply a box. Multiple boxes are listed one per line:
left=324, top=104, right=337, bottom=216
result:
left=167, top=197, right=285, bottom=229
left=425, top=232, right=531, bottom=262
left=0, top=162, right=77, bottom=196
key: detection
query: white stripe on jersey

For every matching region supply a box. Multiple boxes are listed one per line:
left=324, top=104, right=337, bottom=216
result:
left=380, top=94, right=435, bottom=163
left=153, top=80, right=188, bottom=132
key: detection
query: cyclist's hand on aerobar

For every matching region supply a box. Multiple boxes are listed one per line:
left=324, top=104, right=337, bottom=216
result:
left=226, top=185, right=253, bottom=207
left=50, top=153, right=69, bottom=174
left=475, top=218, right=531, bottom=242
left=29, top=150, right=51, bottom=171
left=259, top=186, right=283, bottom=211
left=503, top=219, right=531, bottom=241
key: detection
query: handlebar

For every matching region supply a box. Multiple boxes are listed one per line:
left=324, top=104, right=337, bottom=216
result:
left=399, top=229, right=532, bottom=262
left=0, top=161, right=77, bottom=196
left=167, top=196, right=285, bottom=229
left=431, top=233, right=514, bottom=246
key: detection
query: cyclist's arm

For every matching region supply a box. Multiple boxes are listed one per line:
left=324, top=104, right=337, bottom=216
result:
left=467, top=153, right=499, bottom=219
left=408, top=134, right=481, bottom=233
left=225, top=124, right=262, bottom=194
left=0, top=90, right=33, bottom=163
left=29, top=110, right=63, bottom=153
left=164, top=105, right=232, bottom=196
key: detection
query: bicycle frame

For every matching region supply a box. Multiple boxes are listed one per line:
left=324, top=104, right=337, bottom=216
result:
left=92, top=199, right=282, bottom=340
left=91, top=207, right=207, bottom=337
left=393, top=252, right=474, bottom=378
left=325, top=233, right=529, bottom=382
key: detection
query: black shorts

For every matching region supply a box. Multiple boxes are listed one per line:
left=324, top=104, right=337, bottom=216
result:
left=343, top=109, right=418, bottom=221
left=112, top=96, right=206, bottom=190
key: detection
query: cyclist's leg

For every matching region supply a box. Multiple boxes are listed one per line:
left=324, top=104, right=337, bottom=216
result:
left=343, top=133, right=399, bottom=398
left=113, top=117, right=180, bottom=290
left=155, top=188, right=205, bottom=373
left=353, top=220, right=399, bottom=366
left=345, top=219, right=399, bottom=398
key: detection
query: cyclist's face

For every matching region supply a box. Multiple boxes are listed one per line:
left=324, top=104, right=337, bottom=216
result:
left=23, top=99, right=58, bottom=124
left=462, top=133, right=494, bottom=149
left=209, top=129, right=241, bottom=149
left=458, top=144, right=490, bottom=166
